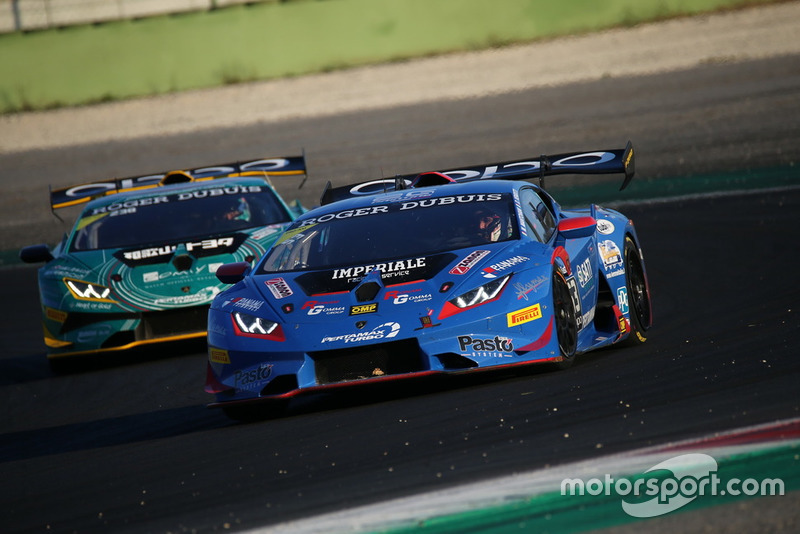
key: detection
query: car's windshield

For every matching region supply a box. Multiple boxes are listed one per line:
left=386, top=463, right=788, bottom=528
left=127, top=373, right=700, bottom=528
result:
left=70, top=185, right=291, bottom=251
left=261, top=192, right=518, bottom=273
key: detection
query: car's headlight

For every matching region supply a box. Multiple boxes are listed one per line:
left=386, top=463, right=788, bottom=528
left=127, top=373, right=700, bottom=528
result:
left=438, top=275, right=511, bottom=319
left=231, top=311, right=285, bottom=341
left=63, top=277, right=114, bottom=302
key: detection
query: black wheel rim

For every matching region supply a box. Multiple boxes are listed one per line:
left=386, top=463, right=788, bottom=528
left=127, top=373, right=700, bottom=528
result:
left=626, top=245, right=651, bottom=329
left=553, top=273, right=578, bottom=357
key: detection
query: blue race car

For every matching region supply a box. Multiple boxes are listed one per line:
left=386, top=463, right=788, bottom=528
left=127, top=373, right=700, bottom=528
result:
left=206, top=143, right=651, bottom=420
left=20, top=156, right=307, bottom=361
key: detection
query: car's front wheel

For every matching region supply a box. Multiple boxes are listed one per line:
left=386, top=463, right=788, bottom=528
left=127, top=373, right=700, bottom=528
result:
left=552, top=269, right=578, bottom=369
left=623, top=235, right=652, bottom=345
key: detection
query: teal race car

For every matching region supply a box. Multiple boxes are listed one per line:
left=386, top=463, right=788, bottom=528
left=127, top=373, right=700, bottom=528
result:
left=20, top=156, right=307, bottom=360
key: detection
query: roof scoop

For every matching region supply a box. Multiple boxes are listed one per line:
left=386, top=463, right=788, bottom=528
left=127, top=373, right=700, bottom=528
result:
left=355, top=270, right=384, bottom=302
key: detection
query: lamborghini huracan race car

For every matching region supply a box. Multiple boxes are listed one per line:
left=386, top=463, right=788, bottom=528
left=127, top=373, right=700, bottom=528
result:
left=20, top=156, right=307, bottom=360
left=205, top=143, right=652, bottom=420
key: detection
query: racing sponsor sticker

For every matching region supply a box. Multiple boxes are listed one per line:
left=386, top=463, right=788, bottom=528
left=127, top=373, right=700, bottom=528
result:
left=514, top=275, right=548, bottom=301
left=231, top=297, right=265, bottom=312
left=209, top=347, right=231, bottom=364
left=599, top=240, right=622, bottom=270
left=450, top=250, right=490, bottom=275
left=507, top=303, right=542, bottom=327
left=302, top=300, right=346, bottom=316
left=234, top=363, right=273, bottom=391
left=483, top=256, right=529, bottom=279
left=617, top=287, right=629, bottom=314
left=350, top=303, right=379, bottom=315
left=265, top=278, right=293, bottom=299
left=332, top=257, right=426, bottom=283
left=45, top=307, right=67, bottom=323
left=384, top=289, right=432, bottom=304
left=458, top=335, right=514, bottom=353
left=596, top=219, right=615, bottom=235
left=576, top=258, right=593, bottom=288
left=321, top=322, right=400, bottom=344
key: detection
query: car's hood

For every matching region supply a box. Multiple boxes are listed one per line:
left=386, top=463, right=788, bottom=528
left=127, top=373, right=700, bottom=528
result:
left=51, top=225, right=287, bottom=311
left=248, top=240, right=551, bottom=324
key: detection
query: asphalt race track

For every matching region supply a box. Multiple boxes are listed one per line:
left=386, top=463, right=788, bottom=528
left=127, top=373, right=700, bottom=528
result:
left=1, top=54, right=800, bottom=533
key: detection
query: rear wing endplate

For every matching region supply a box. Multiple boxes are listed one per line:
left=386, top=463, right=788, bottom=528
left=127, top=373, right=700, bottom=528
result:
left=50, top=155, right=307, bottom=209
left=320, top=142, right=635, bottom=205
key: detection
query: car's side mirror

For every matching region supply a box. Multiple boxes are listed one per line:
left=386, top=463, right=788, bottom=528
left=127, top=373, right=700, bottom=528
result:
left=19, top=244, right=54, bottom=263
left=216, top=262, right=250, bottom=284
left=557, top=216, right=596, bottom=240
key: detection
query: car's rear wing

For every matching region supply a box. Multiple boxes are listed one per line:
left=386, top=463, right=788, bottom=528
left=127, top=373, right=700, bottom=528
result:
left=320, top=142, right=635, bottom=206
left=50, top=155, right=307, bottom=209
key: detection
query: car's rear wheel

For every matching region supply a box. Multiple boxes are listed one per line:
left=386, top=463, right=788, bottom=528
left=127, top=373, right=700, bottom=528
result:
left=623, top=236, right=651, bottom=345
left=552, top=269, right=578, bottom=368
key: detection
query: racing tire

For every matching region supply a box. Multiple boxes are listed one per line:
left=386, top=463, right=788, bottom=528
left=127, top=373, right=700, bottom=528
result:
left=552, top=269, right=578, bottom=369
left=622, top=236, right=651, bottom=345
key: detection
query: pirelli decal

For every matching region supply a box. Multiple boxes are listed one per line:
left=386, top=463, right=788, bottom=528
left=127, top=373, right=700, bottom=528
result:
left=45, top=307, right=68, bottom=323
left=209, top=347, right=231, bottom=364
left=507, top=303, right=542, bottom=327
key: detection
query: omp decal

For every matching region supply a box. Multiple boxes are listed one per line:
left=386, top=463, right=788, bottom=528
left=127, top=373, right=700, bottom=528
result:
left=350, top=303, right=379, bottom=315
left=482, top=256, right=529, bottom=279
left=265, top=278, right=293, bottom=299
left=597, top=219, right=616, bottom=235
left=209, top=347, right=231, bottom=364
left=507, top=303, right=542, bottom=327
left=321, top=322, right=400, bottom=344
left=450, top=250, right=490, bottom=275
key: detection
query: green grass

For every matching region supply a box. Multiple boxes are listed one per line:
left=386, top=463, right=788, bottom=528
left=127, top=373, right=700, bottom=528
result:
left=0, top=0, right=788, bottom=113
